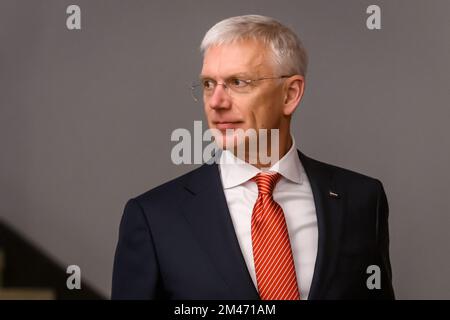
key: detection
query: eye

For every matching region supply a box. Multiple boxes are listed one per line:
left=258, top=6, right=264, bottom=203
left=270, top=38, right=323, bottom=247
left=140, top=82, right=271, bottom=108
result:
left=229, top=78, right=249, bottom=88
left=202, top=79, right=215, bottom=90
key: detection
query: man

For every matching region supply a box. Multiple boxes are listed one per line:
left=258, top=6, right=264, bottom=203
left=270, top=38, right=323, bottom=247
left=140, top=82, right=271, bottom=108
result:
left=111, top=15, right=394, bottom=300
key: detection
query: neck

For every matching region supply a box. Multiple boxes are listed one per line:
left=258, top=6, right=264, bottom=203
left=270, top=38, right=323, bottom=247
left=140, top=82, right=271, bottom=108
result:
left=231, top=129, right=292, bottom=169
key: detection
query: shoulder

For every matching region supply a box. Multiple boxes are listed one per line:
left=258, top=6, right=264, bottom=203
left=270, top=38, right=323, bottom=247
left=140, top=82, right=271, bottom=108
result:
left=299, top=151, right=385, bottom=196
left=130, top=163, right=217, bottom=208
left=119, top=164, right=215, bottom=226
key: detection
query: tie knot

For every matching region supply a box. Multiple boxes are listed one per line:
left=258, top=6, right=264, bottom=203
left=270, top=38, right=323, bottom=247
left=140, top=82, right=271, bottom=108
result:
left=252, top=172, right=281, bottom=195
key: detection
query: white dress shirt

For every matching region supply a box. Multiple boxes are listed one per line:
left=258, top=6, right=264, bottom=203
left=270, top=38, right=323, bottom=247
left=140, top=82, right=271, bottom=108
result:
left=218, top=136, right=318, bottom=299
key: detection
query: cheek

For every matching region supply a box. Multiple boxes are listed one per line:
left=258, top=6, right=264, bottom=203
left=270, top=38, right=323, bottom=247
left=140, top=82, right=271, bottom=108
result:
left=257, top=111, right=274, bottom=129
left=238, top=102, right=258, bottom=127
left=204, top=106, right=213, bottom=122
left=248, top=98, right=273, bottom=127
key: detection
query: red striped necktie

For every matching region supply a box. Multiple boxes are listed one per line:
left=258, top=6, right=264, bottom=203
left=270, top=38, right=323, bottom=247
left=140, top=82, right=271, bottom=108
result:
left=251, top=172, right=300, bottom=300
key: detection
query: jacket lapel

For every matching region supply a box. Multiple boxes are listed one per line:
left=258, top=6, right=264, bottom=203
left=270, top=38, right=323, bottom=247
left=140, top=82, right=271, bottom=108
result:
left=298, top=151, right=346, bottom=299
left=180, top=150, right=345, bottom=300
left=181, top=163, right=260, bottom=299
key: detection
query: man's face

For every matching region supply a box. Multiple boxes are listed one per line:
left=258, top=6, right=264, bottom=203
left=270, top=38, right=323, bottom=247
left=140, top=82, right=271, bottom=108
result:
left=201, top=39, right=286, bottom=151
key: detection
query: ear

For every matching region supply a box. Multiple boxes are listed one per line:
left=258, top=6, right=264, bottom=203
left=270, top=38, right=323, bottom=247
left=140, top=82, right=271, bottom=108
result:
left=283, top=75, right=305, bottom=116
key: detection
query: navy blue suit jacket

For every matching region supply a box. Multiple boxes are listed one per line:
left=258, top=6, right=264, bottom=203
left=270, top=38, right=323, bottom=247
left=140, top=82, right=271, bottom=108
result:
left=111, top=151, right=395, bottom=299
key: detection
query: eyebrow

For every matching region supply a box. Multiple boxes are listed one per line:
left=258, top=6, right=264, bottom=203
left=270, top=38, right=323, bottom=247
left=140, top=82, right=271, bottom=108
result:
left=199, top=72, right=254, bottom=80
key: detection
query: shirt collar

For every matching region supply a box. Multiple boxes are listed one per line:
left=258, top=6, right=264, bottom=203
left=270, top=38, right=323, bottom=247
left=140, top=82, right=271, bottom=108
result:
left=218, top=135, right=304, bottom=189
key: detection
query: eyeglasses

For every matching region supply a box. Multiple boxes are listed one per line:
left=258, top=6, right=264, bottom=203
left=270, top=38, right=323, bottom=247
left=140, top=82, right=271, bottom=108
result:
left=190, top=75, right=292, bottom=102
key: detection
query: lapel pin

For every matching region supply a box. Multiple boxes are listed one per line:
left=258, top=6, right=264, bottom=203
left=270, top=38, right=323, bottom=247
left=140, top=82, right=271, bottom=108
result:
left=329, top=191, right=339, bottom=198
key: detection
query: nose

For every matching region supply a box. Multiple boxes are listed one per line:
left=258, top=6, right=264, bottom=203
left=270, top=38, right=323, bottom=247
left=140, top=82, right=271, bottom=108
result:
left=208, top=83, right=232, bottom=110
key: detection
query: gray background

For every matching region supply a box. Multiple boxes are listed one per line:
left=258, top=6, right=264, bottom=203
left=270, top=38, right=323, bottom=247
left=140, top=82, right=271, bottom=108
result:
left=1, top=0, right=449, bottom=299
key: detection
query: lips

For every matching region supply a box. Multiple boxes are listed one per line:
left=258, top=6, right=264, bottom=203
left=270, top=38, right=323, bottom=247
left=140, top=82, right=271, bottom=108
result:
left=213, top=121, right=243, bottom=130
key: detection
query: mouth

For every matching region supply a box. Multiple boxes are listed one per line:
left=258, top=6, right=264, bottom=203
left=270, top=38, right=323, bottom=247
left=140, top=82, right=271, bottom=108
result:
left=213, top=121, right=244, bottom=130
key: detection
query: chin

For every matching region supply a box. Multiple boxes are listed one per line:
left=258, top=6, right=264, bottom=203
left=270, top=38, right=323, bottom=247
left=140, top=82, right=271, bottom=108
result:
left=211, top=128, right=248, bottom=151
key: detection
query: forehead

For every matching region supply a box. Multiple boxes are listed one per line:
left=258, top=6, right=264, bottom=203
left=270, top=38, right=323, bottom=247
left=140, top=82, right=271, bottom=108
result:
left=201, top=39, right=273, bottom=78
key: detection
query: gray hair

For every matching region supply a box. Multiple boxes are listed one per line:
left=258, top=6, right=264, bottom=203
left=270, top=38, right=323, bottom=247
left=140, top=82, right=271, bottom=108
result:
left=200, top=15, right=308, bottom=77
